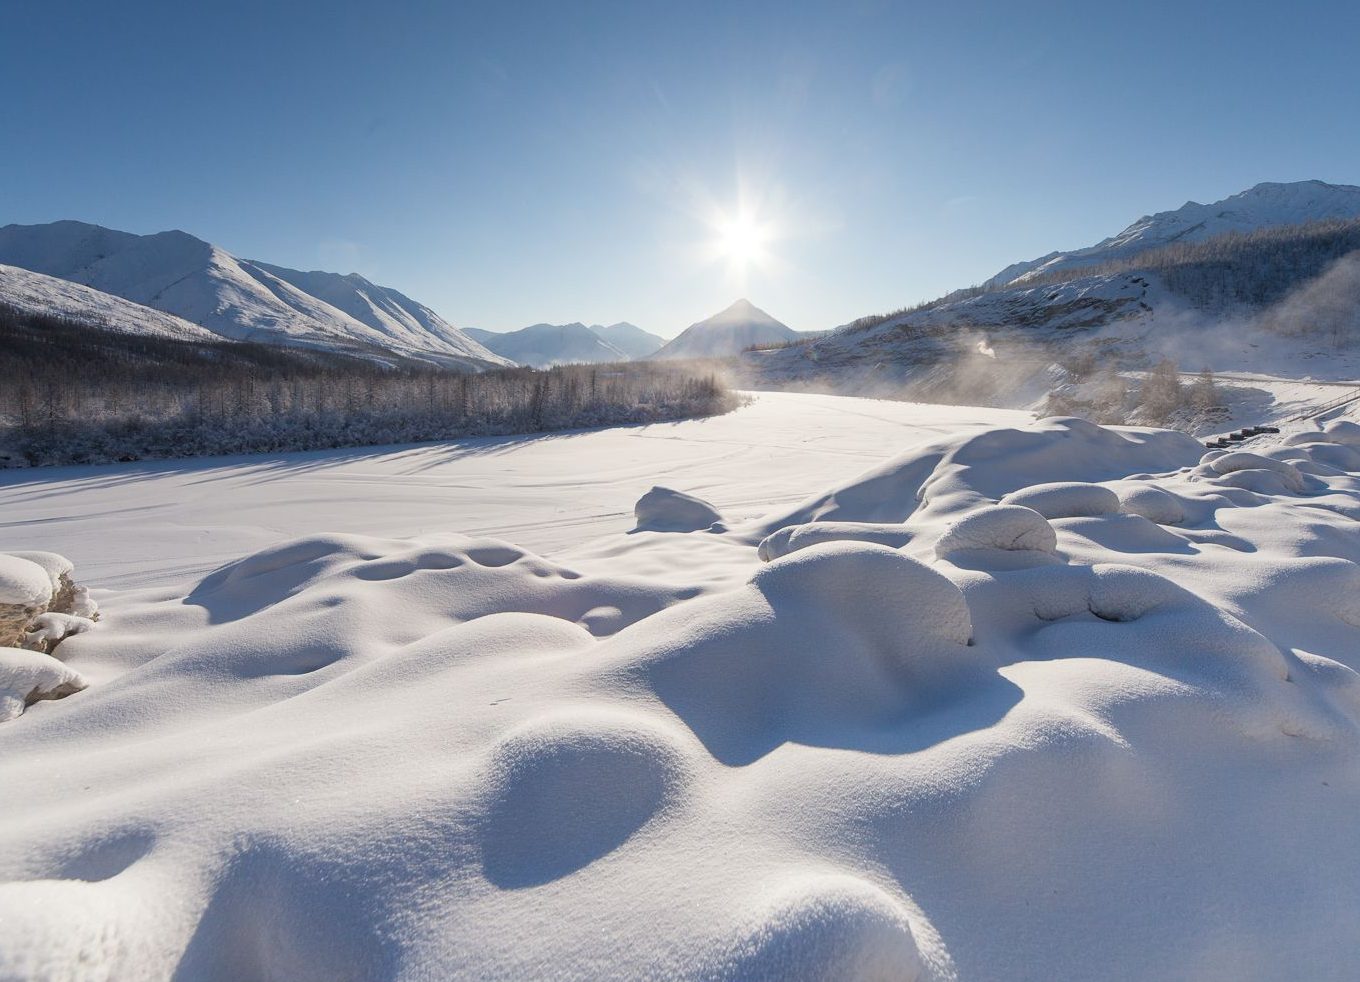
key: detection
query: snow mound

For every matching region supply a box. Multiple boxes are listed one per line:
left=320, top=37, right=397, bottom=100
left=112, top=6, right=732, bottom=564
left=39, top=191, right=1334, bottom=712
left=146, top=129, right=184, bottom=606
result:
left=934, top=505, right=1058, bottom=559
left=0, top=648, right=87, bottom=721
left=1203, top=451, right=1306, bottom=494
left=757, top=522, right=913, bottom=561
left=709, top=874, right=929, bottom=982
left=1114, top=484, right=1187, bottom=525
left=480, top=711, right=691, bottom=888
left=633, top=486, right=724, bottom=532
left=1000, top=481, right=1120, bottom=519
left=633, top=542, right=976, bottom=765
left=0, top=555, right=52, bottom=607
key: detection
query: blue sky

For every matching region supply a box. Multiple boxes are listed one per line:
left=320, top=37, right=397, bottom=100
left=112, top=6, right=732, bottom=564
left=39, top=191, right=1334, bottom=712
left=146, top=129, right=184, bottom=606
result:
left=3, top=0, right=1357, bottom=337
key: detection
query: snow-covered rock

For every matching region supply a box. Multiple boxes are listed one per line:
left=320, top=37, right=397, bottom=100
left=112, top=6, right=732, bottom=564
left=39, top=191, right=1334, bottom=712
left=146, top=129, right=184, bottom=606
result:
left=633, top=486, right=724, bottom=532
left=0, top=647, right=87, bottom=722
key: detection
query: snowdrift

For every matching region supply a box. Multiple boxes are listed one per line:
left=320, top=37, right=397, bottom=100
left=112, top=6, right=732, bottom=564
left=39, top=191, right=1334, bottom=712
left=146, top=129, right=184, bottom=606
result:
left=3, top=415, right=1360, bottom=980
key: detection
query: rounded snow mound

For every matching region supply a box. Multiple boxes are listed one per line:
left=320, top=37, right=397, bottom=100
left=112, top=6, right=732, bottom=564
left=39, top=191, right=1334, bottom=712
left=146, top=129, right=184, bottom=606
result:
left=1000, top=481, right=1120, bottom=519
left=1284, top=420, right=1360, bottom=447
left=1204, top=452, right=1305, bottom=494
left=635, top=542, right=978, bottom=764
left=633, top=486, right=724, bottom=532
left=757, top=522, right=913, bottom=562
left=0, top=554, right=54, bottom=608
left=480, top=711, right=690, bottom=888
left=711, top=874, right=931, bottom=982
left=751, top=542, right=972, bottom=649
left=934, top=505, right=1058, bottom=559
left=1115, top=484, right=1186, bottom=525
left=0, top=648, right=87, bottom=722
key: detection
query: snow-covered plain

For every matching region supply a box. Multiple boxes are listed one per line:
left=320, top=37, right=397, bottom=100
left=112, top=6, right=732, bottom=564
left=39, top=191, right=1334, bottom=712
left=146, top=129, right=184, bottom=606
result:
left=4, top=391, right=1360, bottom=981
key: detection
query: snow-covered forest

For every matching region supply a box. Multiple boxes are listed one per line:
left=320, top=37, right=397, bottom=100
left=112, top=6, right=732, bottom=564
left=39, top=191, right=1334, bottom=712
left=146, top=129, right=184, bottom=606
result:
left=0, top=304, right=735, bottom=467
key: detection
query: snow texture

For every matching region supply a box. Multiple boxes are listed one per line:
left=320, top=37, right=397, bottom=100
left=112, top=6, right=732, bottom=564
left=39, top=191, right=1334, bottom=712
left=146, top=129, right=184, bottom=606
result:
left=3, top=393, right=1360, bottom=980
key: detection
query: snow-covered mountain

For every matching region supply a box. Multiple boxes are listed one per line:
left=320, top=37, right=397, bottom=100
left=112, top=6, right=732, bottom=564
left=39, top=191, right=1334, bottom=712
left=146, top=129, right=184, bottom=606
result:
left=467, top=322, right=630, bottom=368
left=746, top=180, right=1360, bottom=411
left=989, top=180, right=1360, bottom=287
left=652, top=299, right=797, bottom=359
left=0, top=221, right=510, bottom=370
left=0, top=264, right=219, bottom=341
left=591, top=322, right=664, bottom=359
left=466, top=321, right=665, bottom=366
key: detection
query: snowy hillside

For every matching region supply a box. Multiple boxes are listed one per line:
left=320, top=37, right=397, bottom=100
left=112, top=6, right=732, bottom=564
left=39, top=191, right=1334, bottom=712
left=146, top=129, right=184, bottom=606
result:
left=470, top=322, right=630, bottom=367
left=990, top=180, right=1360, bottom=286
left=0, top=221, right=510, bottom=370
left=0, top=264, right=218, bottom=341
left=748, top=182, right=1360, bottom=427
left=652, top=298, right=797, bottom=359
left=5, top=393, right=1360, bottom=979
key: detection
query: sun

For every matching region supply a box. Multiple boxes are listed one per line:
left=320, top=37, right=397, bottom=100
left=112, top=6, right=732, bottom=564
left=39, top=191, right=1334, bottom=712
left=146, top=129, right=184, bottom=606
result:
left=709, top=208, right=773, bottom=273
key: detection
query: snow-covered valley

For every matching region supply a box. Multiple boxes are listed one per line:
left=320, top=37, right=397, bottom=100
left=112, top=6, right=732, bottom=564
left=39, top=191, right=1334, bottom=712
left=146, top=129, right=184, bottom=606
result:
left=4, top=391, right=1360, bottom=980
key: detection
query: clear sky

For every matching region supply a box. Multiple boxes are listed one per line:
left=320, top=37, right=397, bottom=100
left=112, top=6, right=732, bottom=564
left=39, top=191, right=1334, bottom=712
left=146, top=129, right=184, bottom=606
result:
left=3, top=0, right=1358, bottom=337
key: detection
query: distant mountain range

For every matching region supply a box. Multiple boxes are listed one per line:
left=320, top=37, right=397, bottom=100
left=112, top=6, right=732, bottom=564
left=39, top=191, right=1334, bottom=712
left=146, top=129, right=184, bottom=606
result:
left=0, top=220, right=510, bottom=370
left=652, top=299, right=799, bottom=359
left=459, top=303, right=805, bottom=366
left=465, top=322, right=664, bottom=367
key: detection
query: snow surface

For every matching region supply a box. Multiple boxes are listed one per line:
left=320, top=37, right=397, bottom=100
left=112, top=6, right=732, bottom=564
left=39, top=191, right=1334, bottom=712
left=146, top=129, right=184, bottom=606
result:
left=4, top=393, right=1360, bottom=980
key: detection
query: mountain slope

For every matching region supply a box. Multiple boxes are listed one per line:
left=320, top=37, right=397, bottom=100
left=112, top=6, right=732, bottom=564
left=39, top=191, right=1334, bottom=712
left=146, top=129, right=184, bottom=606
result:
left=0, top=221, right=510, bottom=370
left=591, top=322, right=664, bottom=359
left=990, top=180, right=1360, bottom=286
left=746, top=182, right=1360, bottom=408
left=652, top=299, right=796, bottom=359
left=471, top=323, right=630, bottom=367
left=0, top=263, right=219, bottom=341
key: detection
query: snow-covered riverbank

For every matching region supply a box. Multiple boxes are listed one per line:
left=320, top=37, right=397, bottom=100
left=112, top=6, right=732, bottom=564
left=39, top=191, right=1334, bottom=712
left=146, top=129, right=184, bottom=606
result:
left=3, top=393, right=1360, bottom=981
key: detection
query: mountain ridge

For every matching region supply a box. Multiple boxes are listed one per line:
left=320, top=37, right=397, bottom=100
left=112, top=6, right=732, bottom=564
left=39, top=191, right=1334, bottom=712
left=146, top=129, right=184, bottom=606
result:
left=0, top=220, right=510, bottom=370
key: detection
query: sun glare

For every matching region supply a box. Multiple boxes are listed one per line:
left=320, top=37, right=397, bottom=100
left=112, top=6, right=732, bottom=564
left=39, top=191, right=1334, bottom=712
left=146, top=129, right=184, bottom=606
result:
left=709, top=208, right=773, bottom=275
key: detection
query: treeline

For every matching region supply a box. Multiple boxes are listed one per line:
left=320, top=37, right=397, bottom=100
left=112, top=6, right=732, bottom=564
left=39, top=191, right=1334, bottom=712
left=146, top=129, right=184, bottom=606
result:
left=0, top=304, right=736, bottom=467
